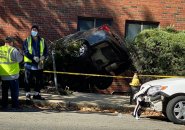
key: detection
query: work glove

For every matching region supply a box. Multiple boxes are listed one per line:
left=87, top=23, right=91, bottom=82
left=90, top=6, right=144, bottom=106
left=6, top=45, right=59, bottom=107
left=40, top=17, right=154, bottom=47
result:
left=33, top=56, right=40, bottom=63
left=40, top=56, right=45, bottom=61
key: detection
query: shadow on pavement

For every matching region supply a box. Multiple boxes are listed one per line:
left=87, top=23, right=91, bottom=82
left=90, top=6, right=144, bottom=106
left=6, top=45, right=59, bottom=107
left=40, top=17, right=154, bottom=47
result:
left=0, top=99, right=52, bottom=113
left=142, top=115, right=170, bottom=123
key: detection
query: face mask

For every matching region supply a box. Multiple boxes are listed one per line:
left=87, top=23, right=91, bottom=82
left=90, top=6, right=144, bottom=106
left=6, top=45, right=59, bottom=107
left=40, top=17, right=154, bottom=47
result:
left=31, top=30, right=38, bottom=37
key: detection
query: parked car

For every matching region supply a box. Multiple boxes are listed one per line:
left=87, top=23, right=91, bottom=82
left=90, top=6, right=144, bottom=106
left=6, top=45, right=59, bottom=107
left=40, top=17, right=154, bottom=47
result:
left=133, top=78, right=185, bottom=124
left=54, top=25, right=132, bottom=91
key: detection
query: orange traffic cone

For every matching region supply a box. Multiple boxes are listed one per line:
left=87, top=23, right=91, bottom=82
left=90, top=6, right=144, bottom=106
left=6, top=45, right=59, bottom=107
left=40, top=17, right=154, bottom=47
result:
left=129, top=73, right=141, bottom=87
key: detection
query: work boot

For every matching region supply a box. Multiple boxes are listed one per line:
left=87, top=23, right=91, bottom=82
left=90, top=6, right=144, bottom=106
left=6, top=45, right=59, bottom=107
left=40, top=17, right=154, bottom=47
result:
left=33, top=94, right=45, bottom=100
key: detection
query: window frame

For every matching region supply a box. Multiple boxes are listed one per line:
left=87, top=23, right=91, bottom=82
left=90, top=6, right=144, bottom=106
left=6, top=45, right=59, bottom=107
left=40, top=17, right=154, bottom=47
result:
left=125, top=20, right=159, bottom=42
left=77, top=16, right=113, bottom=31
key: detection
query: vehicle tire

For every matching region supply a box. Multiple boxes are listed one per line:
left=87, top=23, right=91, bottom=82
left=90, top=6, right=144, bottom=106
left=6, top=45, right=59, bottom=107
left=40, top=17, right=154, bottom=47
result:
left=69, top=39, right=88, bottom=58
left=166, top=96, right=185, bottom=124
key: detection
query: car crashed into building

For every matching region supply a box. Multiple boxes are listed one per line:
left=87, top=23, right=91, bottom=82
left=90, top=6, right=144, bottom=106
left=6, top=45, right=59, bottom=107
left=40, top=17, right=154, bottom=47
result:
left=50, top=25, right=132, bottom=91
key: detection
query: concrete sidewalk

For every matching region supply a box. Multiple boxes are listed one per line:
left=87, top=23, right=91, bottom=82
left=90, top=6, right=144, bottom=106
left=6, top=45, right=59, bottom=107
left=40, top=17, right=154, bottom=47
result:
left=3, top=89, right=135, bottom=112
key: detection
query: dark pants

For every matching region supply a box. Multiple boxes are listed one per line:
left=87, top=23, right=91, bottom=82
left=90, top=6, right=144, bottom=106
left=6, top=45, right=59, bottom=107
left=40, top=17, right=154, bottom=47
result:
left=130, top=86, right=140, bottom=105
left=24, top=69, right=43, bottom=93
left=2, top=79, right=19, bottom=108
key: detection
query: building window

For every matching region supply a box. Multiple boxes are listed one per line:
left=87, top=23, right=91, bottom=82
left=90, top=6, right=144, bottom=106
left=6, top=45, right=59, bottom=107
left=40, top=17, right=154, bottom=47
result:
left=125, top=20, right=159, bottom=42
left=77, top=17, right=113, bottom=31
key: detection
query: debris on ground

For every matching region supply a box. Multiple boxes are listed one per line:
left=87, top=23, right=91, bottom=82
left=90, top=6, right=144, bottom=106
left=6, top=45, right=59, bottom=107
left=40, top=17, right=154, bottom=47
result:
left=30, top=101, right=162, bottom=117
left=42, top=86, right=73, bottom=95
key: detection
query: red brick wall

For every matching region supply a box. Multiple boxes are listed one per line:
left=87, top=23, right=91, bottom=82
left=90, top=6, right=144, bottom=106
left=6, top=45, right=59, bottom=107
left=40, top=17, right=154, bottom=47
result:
left=0, top=0, right=185, bottom=43
left=97, top=78, right=131, bottom=94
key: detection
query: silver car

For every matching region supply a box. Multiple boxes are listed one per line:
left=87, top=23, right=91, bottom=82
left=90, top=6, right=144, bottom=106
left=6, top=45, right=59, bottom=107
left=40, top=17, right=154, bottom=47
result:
left=133, top=78, right=185, bottom=124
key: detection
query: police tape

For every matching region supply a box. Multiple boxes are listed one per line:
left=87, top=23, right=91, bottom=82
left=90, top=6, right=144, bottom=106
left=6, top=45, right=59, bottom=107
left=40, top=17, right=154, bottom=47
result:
left=20, top=69, right=185, bottom=79
left=43, top=70, right=132, bottom=78
left=139, top=74, right=185, bottom=78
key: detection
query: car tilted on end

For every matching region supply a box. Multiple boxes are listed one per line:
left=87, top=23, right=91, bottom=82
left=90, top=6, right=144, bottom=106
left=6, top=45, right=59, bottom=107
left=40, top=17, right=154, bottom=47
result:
left=54, top=25, right=132, bottom=91
left=134, top=78, right=185, bottom=124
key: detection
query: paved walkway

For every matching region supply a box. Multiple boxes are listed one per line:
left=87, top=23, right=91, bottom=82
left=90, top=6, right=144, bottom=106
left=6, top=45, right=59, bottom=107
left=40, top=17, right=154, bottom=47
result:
left=1, top=88, right=135, bottom=112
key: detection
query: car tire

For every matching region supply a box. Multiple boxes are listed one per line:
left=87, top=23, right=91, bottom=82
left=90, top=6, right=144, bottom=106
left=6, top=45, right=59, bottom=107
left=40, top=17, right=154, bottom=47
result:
left=69, top=39, right=89, bottom=58
left=166, top=96, right=185, bottom=124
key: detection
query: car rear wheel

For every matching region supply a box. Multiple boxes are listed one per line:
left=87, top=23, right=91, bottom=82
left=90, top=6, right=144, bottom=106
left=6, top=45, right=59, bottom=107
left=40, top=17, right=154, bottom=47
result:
left=166, top=96, right=185, bottom=124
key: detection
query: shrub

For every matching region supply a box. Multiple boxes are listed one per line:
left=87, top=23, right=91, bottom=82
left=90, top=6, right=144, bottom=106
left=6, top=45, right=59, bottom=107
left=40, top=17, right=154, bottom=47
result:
left=128, top=28, right=185, bottom=76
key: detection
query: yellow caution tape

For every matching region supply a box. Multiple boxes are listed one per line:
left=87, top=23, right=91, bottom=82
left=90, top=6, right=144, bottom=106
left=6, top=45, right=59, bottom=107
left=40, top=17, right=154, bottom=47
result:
left=139, top=74, right=185, bottom=78
left=43, top=70, right=132, bottom=79
left=20, top=69, right=185, bottom=79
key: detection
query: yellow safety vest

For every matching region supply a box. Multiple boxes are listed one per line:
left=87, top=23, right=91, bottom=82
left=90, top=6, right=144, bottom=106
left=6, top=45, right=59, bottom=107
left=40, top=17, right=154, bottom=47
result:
left=0, top=45, right=20, bottom=76
left=24, top=36, right=45, bottom=63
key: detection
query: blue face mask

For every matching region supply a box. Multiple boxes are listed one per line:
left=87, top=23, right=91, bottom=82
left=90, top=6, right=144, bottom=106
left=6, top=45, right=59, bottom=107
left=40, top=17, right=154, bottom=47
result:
left=31, top=30, right=38, bottom=37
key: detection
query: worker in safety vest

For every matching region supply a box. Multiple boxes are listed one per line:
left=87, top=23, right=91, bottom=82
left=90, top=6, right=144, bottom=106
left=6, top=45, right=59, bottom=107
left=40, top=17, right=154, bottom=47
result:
left=0, top=36, right=23, bottom=110
left=23, top=25, right=48, bottom=100
left=129, top=72, right=141, bottom=105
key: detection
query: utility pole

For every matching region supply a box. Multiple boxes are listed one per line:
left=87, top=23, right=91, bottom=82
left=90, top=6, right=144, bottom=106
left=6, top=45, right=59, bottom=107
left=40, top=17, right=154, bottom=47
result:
left=47, top=37, right=64, bottom=91
left=51, top=49, right=58, bottom=90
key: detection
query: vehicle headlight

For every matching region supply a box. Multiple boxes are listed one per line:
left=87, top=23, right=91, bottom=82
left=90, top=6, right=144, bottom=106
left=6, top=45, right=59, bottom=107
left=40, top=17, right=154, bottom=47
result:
left=147, top=85, right=168, bottom=96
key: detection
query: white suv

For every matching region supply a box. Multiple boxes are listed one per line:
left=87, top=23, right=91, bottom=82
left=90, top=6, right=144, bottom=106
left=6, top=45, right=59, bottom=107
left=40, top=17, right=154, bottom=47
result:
left=133, top=78, right=185, bottom=124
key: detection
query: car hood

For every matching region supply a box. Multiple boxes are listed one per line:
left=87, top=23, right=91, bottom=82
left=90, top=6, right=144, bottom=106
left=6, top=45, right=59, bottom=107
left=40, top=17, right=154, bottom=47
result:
left=143, top=78, right=185, bottom=86
left=135, top=78, right=185, bottom=98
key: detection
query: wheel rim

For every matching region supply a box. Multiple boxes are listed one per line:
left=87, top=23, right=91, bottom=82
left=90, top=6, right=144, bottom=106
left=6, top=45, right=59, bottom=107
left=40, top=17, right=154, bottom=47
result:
left=173, top=101, right=185, bottom=121
left=79, top=45, right=86, bottom=56
left=71, top=44, right=87, bottom=57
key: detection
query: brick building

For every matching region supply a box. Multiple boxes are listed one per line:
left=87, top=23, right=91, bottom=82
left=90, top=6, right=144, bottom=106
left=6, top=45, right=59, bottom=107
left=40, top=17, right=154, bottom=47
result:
left=0, top=0, right=185, bottom=93
left=0, top=0, right=185, bottom=41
